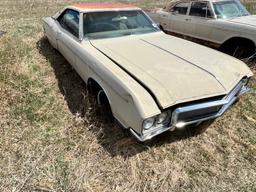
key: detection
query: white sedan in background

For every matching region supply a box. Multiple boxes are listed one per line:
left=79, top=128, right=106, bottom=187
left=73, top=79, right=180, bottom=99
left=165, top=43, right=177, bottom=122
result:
left=149, top=0, right=256, bottom=59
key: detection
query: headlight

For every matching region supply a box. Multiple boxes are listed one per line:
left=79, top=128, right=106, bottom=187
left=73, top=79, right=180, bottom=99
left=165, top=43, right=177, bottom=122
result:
left=143, top=117, right=155, bottom=130
left=156, top=112, right=168, bottom=124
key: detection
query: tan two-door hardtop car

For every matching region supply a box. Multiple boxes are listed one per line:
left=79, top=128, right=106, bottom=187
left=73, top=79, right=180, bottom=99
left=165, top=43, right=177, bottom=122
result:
left=43, top=3, right=253, bottom=141
left=149, top=0, right=256, bottom=58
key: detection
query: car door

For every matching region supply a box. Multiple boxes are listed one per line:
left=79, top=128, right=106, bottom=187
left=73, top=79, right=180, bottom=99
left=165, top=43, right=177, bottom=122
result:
left=56, top=9, right=80, bottom=68
left=183, top=1, right=214, bottom=41
left=164, top=2, right=190, bottom=34
left=158, top=11, right=172, bottom=32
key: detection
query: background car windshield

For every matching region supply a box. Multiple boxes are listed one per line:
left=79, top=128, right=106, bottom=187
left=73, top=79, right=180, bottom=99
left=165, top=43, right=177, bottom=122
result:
left=83, top=10, right=159, bottom=39
left=213, top=0, right=250, bottom=18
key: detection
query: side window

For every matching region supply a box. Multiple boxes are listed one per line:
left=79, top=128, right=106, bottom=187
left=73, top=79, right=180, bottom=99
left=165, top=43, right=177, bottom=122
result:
left=58, top=9, right=80, bottom=38
left=171, top=2, right=190, bottom=15
left=189, top=2, right=213, bottom=18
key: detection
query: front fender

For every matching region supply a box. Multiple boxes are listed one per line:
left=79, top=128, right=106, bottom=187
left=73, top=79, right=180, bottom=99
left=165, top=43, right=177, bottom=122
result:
left=83, top=43, right=161, bottom=133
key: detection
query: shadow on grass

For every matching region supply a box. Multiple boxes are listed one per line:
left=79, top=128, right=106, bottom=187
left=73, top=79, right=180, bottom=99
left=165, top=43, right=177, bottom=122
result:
left=37, top=36, right=211, bottom=159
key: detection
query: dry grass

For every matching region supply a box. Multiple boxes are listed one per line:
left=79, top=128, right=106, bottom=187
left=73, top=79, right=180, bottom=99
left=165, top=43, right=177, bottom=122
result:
left=0, top=0, right=255, bottom=191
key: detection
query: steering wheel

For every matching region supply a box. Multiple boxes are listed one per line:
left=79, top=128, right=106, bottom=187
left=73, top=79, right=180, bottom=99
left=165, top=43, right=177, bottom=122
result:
left=91, top=23, right=118, bottom=31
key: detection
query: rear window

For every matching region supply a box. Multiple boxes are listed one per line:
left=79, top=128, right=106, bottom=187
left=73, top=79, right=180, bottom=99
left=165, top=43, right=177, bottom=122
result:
left=171, top=2, right=189, bottom=15
left=189, top=2, right=213, bottom=18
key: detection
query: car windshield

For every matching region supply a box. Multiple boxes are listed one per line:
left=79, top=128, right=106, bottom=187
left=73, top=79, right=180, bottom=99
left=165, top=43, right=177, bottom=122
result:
left=213, top=0, right=250, bottom=19
left=83, top=10, right=160, bottom=39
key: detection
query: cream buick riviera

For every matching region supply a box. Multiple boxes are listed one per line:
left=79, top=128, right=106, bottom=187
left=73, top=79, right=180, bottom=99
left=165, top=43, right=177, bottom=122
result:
left=149, top=0, right=256, bottom=58
left=43, top=3, right=253, bottom=141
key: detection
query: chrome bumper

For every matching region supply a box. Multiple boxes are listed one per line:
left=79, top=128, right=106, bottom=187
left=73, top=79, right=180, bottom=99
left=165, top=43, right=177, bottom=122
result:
left=130, top=80, right=250, bottom=142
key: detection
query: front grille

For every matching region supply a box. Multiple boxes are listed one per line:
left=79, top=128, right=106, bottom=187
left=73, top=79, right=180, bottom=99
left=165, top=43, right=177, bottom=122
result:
left=171, top=79, right=248, bottom=126
left=177, top=105, right=223, bottom=122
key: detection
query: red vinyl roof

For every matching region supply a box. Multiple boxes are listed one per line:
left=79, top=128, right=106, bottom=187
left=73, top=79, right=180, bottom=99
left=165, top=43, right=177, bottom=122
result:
left=72, top=3, right=138, bottom=10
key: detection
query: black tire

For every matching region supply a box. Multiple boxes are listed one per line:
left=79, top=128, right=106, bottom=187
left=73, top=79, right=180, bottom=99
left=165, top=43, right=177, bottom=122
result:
left=187, top=119, right=215, bottom=135
left=220, top=40, right=255, bottom=59
left=87, top=80, right=113, bottom=118
left=95, top=89, right=113, bottom=118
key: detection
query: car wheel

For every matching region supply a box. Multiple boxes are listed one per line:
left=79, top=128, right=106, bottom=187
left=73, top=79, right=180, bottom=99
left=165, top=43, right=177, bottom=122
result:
left=95, top=89, right=112, bottom=117
left=232, top=43, right=253, bottom=59
left=220, top=41, right=255, bottom=59
left=187, top=119, right=215, bottom=135
left=87, top=80, right=113, bottom=118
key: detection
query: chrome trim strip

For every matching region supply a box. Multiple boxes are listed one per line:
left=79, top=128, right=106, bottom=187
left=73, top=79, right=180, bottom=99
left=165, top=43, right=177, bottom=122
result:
left=130, top=126, right=175, bottom=142
left=130, top=80, right=250, bottom=142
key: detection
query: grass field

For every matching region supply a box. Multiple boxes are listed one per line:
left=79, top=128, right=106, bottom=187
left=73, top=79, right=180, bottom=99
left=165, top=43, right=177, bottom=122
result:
left=0, top=0, right=256, bottom=191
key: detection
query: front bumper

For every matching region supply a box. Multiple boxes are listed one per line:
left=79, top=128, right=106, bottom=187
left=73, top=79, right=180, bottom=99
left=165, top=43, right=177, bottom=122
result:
left=130, top=80, right=250, bottom=142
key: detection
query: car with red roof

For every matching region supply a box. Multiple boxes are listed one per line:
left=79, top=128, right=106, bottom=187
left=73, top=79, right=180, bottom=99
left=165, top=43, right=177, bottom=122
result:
left=43, top=3, right=252, bottom=141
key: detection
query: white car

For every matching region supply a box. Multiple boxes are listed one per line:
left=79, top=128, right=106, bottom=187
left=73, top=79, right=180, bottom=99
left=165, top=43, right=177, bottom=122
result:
left=43, top=3, right=252, bottom=141
left=149, top=0, right=256, bottom=58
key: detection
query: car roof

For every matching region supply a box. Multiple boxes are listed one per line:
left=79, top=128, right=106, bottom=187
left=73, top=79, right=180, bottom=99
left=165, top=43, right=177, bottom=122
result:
left=70, top=3, right=140, bottom=12
left=165, top=0, right=229, bottom=9
left=170, top=0, right=229, bottom=4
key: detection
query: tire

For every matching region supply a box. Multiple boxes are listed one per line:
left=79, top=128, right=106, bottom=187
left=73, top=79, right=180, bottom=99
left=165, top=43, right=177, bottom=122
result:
left=95, top=89, right=113, bottom=117
left=87, top=80, right=113, bottom=119
left=220, top=40, right=255, bottom=59
left=187, top=119, right=215, bottom=135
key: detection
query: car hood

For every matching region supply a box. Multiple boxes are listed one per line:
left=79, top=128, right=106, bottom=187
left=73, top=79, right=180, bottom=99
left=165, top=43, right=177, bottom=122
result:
left=90, top=32, right=252, bottom=109
left=228, top=15, right=256, bottom=27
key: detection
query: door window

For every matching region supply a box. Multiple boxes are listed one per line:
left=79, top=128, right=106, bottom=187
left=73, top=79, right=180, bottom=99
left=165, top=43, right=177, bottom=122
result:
left=171, top=2, right=190, bottom=15
left=189, top=2, right=213, bottom=18
left=58, top=9, right=80, bottom=38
